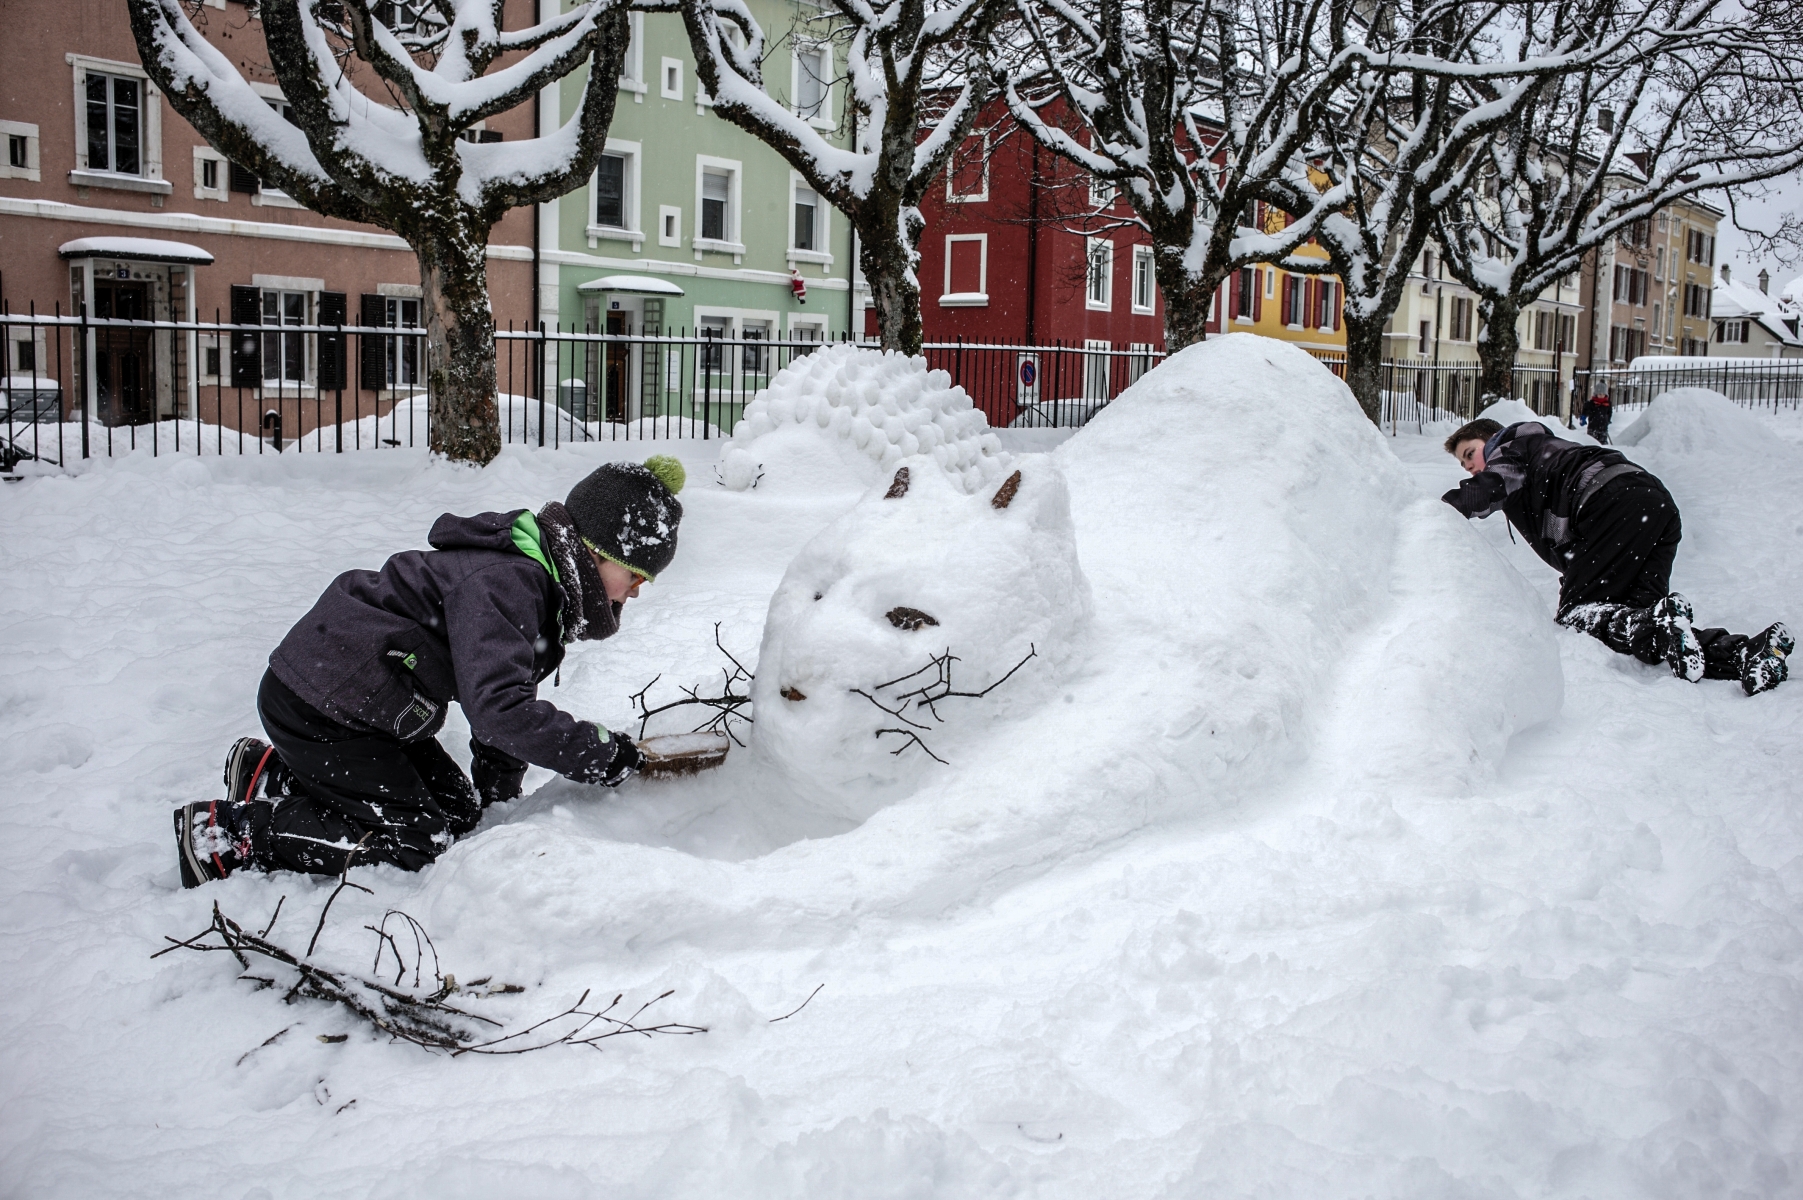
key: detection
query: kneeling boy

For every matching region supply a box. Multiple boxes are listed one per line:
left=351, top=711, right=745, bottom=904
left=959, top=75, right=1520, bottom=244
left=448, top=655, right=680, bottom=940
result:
left=176, top=456, right=687, bottom=887
left=1441, top=418, right=1788, bottom=695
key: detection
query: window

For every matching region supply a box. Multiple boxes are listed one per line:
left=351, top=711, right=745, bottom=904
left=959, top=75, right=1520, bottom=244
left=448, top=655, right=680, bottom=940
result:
left=262, top=290, right=308, bottom=387
left=1419, top=320, right=1432, bottom=354
left=202, top=341, right=221, bottom=379
left=384, top=297, right=420, bottom=388
left=1421, top=249, right=1435, bottom=293
left=1283, top=273, right=1306, bottom=327
left=1651, top=303, right=1661, bottom=341
left=946, top=134, right=987, bottom=202
left=617, top=12, right=646, bottom=99
left=1131, top=246, right=1155, bottom=314
left=741, top=320, right=771, bottom=374
left=1683, top=282, right=1710, bottom=318
left=1716, top=319, right=1750, bottom=344
left=1233, top=267, right=1258, bottom=320
left=192, top=146, right=227, bottom=201
left=1686, top=229, right=1716, bottom=265
left=1312, top=279, right=1339, bottom=331
left=699, top=316, right=728, bottom=373
left=1089, top=171, right=1116, bottom=209
left=1086, top=238, right=1113, bottom=310
left=792, top=184, right=819, bottom=251
left=693, top=158, right=743, bottom=252
left=661, top=57, right=683, bottom=100
left=793, top=45, right=830, bottom=122
left=595, top=154, right=626, bottom=227
left=1127, top=342, right=1157, bottom=384
left=0, top=120, right=39, bottom=182
left=1450, top=296, right=1473, bottom=341
left=701, top=169, right=728, bottom=240
left=1654, top=246, right=1664, bottom=281
left=1083, top=339, right=1111, bottom=401
left=86, top=73, right=142, bottom=175
left=1613, top=265, right=1649, bottom=306
left=658, top=205, right=681, bottom=248
left=941, top=235, right=987, bottom=305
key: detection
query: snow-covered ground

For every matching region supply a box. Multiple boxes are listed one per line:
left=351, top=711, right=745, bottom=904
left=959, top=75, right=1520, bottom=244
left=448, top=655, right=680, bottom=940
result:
left=2, top=340, right=1800, bottom=1198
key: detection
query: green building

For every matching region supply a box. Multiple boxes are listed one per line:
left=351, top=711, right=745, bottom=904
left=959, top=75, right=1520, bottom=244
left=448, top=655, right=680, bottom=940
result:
left=535, top=5, right=857, bottom=425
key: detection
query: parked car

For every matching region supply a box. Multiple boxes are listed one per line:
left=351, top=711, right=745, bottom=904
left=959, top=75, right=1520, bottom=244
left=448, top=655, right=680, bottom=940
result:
left=1007, top=397, right=1109, bottom=429
left=2, top=376, right=62, bottom=424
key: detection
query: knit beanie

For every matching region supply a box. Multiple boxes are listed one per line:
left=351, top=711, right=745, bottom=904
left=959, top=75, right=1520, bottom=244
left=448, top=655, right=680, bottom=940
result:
left=563, top=455, right=685, bottom=581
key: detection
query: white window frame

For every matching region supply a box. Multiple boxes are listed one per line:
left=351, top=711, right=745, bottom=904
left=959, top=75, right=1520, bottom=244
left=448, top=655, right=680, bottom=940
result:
left=1085, top=237, right=1114, bottom=311
left=587, top=138, right=642, bottom=250
left=1264, top=266, right=1276, bottom=298
left=692, top=307, right=781, bottom=389
left=693, top=156, right=745, bottom=260
left=192, top=145, right=228, bottom=201
left=940, top=234, right=988, bottom=306
left=946, top=132, right=988, bottom=203
left=660, top=57, right=684, bottom=101
left=617, top=12, right=647, bottom=101
left=1131, top=245, right=1156, bottom=314
left=1082, top=339, right=1111, bottom=400
left=256, top=283, right=316, bottom=390
left=67, top=54, right=168, bottom=195
left=1088, top=168, right=1115, bottom=210
left=0, top=120, right=41, bottom=183
left=791, top=43, right=833, bottom=128
left=245, top=84, right=305, bottom=208
left=658, top=204, right=682, bottom=248
left=788, top=313, right=828, bottom=341
left=787, top=173, right=833, bottom=267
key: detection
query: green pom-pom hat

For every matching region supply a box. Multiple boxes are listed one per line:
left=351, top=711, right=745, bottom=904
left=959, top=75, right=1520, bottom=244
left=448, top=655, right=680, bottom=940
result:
left=563, top=456, right=685, bottom=581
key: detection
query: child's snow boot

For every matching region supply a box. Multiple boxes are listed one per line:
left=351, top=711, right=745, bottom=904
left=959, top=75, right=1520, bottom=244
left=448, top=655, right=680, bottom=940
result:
left=174, top=799, right=261, bottom=888
left=1741, top=622, right=1792, bottom=697
left=223, top=736, right=276, bottom=804
left=1651, top=594, right=1705, bottom=682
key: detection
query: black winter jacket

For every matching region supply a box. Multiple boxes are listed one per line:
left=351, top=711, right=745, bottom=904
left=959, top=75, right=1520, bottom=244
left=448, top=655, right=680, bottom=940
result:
left=1441, top=421, right=1652, bottom=571
left=268, top=510, right=619, bottom=783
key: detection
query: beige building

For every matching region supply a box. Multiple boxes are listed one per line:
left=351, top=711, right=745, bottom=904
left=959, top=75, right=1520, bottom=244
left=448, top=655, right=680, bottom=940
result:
left=1580, top=192, right=1720, bottom=370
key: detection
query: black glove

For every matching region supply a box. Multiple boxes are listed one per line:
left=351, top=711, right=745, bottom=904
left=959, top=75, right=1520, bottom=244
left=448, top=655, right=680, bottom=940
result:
left=599, top=730, right=644, bottom=787
left=470, top=739, right=528, bottom=807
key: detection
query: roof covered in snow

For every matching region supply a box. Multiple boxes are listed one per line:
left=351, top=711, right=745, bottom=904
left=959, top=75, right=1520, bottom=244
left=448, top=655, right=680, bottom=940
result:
left=57, top=237, right=214, bottom=265
left=1711, top=277, right=1803, bottom=349
left=575, top=275, right=685, bottom=296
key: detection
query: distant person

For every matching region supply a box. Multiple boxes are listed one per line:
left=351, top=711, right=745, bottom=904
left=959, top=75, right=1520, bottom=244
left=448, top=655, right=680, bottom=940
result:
left=1441, top=418, right=1789, bottom=694
left=1581, top=392, right=1612, bottom=443
left=175, top=457, right=689, bottom=888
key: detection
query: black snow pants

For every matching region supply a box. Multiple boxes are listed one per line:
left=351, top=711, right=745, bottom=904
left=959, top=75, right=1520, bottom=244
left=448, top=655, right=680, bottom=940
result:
left=252, top=669, right=523, bottom=874
left=1555, top=477, right=1745, bottom=677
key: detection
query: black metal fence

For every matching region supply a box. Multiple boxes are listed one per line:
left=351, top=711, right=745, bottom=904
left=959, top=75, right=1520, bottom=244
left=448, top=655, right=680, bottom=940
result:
left=5, top=302, right=1797, bottom=469
left=0, top=304, right=1174, bottom=466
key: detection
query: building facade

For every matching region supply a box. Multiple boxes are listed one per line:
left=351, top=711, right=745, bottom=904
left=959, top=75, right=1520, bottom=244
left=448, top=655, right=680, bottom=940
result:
left=1711, top=266, right=1803, bottom=359
left=1579, top=192, right=1722, bottom=373
left=0, top=0, right=534, bottom=432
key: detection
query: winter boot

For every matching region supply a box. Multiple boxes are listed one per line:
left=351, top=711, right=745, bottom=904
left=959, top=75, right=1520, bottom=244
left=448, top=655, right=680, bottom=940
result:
left=1741, top=622, right=1793, bottom=697
left=1650, top=594, right=1705, bottom=682
left=223, top=736, right=276, bottom=804
left=174, top=799, right=262, bottom=888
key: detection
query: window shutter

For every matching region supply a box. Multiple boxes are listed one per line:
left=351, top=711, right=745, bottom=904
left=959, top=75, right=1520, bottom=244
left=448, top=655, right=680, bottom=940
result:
left=1252, top=270, right=1263, bottom=322
left=1281, top=275, right=1293, bottom=326
left=317, top=291, right=347, bottom=391
left=1331, top=282, right=1340, bottom=331
left=1305, top=278, right=1318, bottom=327
left=230, top=284, right=261, bottom=388
left=229, top=161, right=259, bottom=193
left=359, top=294, right=387, bottom=391
left=1230, top=269, right=1242, bottom=318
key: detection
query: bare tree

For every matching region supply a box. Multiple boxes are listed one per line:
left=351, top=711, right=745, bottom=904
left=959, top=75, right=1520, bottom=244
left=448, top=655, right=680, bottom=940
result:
left=679, top=0, right=1011, bottom=354
left=1004, top=0, right=1368, bottom=352
left=128, top=0, right=631, bottom=464
left=1435, top=2, right=1803, bottom=402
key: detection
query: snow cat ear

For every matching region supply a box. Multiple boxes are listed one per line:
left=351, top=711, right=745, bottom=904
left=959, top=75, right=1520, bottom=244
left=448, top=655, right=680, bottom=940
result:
left=885, top=466, right=911, bottom=499
left=990, top=470, right=1023, bottom=510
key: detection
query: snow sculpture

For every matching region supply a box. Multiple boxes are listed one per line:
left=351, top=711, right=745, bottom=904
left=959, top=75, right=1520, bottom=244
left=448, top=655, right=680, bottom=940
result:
left=716, top=345, right=1009, bottom=495
left=1614, top=388, right=1769, bottom=457
left=750, top=453, right=1091, bottom=820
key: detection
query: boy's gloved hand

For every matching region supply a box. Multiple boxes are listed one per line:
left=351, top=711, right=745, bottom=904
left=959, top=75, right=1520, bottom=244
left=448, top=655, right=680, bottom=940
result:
left=470, top=739, right=528, bottom=806
left=599, top=730, right=644, bottom=787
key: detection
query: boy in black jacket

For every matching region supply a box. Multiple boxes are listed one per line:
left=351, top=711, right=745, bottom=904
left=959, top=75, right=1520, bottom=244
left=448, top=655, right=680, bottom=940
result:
left=176, top=456, right=687, bottom=888
left=1442, top=418, right=1789, bottom=695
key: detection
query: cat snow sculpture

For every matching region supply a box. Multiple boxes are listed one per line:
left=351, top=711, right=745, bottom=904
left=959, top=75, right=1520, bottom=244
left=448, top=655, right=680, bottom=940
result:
left=751, top=456, right=1092, bottom=820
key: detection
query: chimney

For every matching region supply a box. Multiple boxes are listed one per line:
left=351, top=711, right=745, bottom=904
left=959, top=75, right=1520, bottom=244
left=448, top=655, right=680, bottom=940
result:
left=1759, top=269, right=1770, bottom=294
left=1721, top=263, right=1731, bottom=284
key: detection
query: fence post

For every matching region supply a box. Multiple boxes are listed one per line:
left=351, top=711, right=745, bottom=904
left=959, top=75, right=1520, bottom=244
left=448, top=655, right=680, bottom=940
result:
left=537, top=321, right=547, bottom=449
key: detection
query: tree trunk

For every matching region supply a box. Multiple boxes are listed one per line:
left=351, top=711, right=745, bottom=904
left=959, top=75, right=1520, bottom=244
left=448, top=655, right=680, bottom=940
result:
left=1475, top=294, right=1521, bottom=411
left=416, top=226, right=501, bottom=465
left=1157, top=248, right=1223, bottom=352
left=857, top=208, right=925, bottom=356
left=1341, top=311, right=1387, bottom=425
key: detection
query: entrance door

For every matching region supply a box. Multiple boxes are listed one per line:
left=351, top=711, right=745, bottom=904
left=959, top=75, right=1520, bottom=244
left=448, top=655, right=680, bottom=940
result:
left=604, top=310, right=628, bottom=422
left=94, top=280, right=152, bottom=425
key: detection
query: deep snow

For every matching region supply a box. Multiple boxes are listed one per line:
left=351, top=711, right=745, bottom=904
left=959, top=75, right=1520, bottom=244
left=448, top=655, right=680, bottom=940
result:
left=2, top=340, right=1800, bottom=1199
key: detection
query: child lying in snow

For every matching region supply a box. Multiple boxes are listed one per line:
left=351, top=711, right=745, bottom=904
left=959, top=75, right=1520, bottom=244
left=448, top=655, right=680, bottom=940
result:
left=174, top=456, right=687, bottom=888
left=1441, top=418, right=1789, bottom=695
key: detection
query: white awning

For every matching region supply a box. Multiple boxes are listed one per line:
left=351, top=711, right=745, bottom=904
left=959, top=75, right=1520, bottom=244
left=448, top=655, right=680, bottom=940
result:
left=576, top=274, right=685, bottom=297
left=58, top=237, right=214, bottom=265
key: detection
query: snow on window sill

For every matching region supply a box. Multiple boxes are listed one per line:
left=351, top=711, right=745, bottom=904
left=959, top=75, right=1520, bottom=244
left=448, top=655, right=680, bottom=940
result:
left=618, top=78, right=648, bottom=103
left=67, top=169, right=171, bottom=195
left=1086, top=301, right=1112, bottom=312
left=692, top=236, right=746, bottom=258
left=587, top=224, right=643, bottom=252
left=939, top=292, right=988, bottom=307
left=1132, top=304, right=1156, bottom=316
left=787, top=248, right=834, bottom=266
left=253, top=189, right=304, bottom=210
left=946, top=191, right=988, bottom=204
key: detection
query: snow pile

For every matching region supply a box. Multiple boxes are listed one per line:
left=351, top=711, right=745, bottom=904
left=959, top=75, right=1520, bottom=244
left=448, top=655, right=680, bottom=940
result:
left=1476, top=397, right=1599, bottom=444
left=716, top=345, right=1008, bottom=495
left=1615, top=387, right=1770, bottom=456
left=750, top=456, right=1091, bottom=819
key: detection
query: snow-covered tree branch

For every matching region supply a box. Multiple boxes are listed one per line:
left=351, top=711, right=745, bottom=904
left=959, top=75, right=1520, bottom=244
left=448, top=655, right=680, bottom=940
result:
left=680, top=0, right=1011, bottom=354
left=127, top=0, right=632, bottom=464
left=1434, top=1, right=1803, bottom=402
